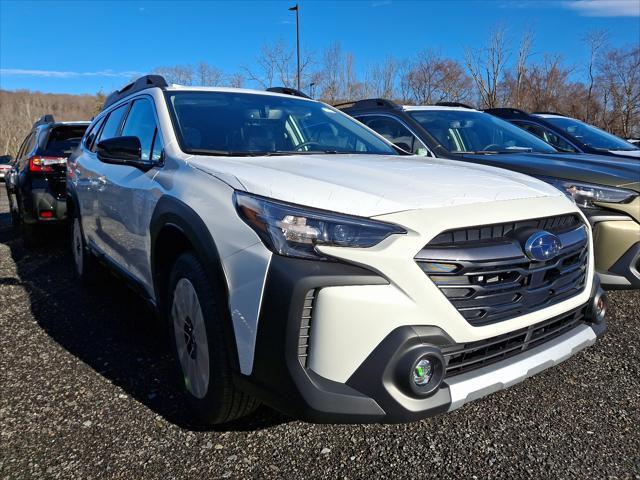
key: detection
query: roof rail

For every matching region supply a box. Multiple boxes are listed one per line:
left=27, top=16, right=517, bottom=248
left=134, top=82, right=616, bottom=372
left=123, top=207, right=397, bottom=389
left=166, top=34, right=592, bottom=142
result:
left=102, top=75, right=168, bottom=111
left=34, top=114, right=55, bottom=127
left=333, top=98, right=400, bottom=110
left=266, top=86, right=311, bottom=99
left=483, top=107, right=532, bottom=116
left=532, top=111, right=565, bottom=116
left=435, top=102, right=474, bottom=109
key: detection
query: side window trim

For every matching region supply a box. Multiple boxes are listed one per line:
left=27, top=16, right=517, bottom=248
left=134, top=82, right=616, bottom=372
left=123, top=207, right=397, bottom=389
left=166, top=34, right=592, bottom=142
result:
left=357, top=113, right=434, bottom=157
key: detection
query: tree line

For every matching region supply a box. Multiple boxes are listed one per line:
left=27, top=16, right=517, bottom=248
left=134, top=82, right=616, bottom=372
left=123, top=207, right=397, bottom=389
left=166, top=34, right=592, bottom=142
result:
left=1, top=26, right=638, bottom=158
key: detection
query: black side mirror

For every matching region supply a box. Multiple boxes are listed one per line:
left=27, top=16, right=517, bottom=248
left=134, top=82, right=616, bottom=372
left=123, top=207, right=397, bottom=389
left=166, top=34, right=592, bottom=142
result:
left=96, top=136, right=150, bottom=170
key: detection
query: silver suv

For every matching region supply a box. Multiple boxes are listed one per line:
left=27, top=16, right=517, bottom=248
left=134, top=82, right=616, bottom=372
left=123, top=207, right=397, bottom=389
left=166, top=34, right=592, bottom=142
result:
left=67, top=76, right=607, bottom=425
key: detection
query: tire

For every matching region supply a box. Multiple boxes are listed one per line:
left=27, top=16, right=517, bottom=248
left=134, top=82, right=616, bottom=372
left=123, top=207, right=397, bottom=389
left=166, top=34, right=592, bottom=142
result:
left=168, top=251, right=259, bottom=425
left=71, top=215, right=100, bottom=284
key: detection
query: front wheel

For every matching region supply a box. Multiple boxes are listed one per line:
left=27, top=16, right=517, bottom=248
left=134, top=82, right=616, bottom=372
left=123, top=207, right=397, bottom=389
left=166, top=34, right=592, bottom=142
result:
left=168, top=252, right=259, bottom=425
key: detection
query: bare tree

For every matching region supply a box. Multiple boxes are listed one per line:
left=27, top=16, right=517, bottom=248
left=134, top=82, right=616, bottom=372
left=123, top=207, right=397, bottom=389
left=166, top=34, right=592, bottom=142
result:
left=196, top=62, right=225, bottom=86
left=598, top=46, right=640, bottom=137
left=465, top=25, right=510, bottom=108
left=583, top=29, right=609, bottom=122
left=366, top=56, right=398, bottom=98
left=513, top=29, right=534, bottom=108
left=227, top=72, right=245, bottom=88
left=0, top=90, right=97, bottom=157
left=153, top=65, right=194, bottom=85
left=243, top=39, right=313, bottom=89
left=402, top=50, right=472, bottom=104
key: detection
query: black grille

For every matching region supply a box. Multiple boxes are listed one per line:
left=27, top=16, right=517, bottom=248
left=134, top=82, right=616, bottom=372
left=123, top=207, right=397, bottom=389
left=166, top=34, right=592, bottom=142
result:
left=417, top=216, right=589, bottom=326
left=298, top=290, right=316, bottom=368
left=443, top=307, right=586, bottom=377
left=429, top=214, right=581, bottom=246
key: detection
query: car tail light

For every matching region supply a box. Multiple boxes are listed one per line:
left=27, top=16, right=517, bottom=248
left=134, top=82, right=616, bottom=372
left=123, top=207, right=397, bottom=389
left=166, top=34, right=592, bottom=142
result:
left=29, top=156, right=66, bottom=173
left=39, top=210, right=54, bottom=219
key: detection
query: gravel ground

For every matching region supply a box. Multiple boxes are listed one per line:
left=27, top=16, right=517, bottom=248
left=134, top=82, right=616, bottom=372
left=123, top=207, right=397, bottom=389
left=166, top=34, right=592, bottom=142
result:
left=0, top=183, right=639, bottom=480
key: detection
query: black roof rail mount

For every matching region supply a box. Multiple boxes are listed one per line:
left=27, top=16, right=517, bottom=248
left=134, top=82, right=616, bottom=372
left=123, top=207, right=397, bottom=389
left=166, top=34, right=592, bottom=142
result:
left=483, top=107, right=532, bottom=116
left=34, top=114, right=55, bottom=127
left=333, top=98, right=400, bottom=110
left=435, top=102, right=474, bottom=109
left=102, top=75, right=168, bottom=111
left=266, top=86, right=310, bottom=99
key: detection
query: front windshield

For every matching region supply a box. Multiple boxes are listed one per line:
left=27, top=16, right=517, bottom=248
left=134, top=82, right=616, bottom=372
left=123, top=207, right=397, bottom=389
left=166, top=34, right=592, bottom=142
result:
left=409, top=109, right=557, bottom=154
left=542, top=116, right=639, bottom=151
left=166, top=91, right=397, bottom=156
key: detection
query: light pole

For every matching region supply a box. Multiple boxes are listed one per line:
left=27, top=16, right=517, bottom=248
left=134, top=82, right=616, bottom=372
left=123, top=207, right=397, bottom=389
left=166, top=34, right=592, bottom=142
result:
left=288, top=3, right=300, bottom=91
left=309, top=82, right=315, bottom=99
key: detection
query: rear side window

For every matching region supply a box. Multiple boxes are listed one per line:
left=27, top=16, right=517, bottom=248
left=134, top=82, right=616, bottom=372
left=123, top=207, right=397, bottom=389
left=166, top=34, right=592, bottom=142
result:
left=84, top=118, right=105, bottom=151
left=121, top=98, right=158, bottom=161
left=97, top=104, right=129, bottom=143
left=23, top=132, right=37, bottom=157
left=44, top=125, right=88, bottom=157
left=517, top=122, right=577, bottom=153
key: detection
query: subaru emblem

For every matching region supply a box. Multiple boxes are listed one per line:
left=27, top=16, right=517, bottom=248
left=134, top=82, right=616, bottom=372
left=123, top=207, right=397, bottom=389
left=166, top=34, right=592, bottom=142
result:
left=524, top=231, right=562, bottom=262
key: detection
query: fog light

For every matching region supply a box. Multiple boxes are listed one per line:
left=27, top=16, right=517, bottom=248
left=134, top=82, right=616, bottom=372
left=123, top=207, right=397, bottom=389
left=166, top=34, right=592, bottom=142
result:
left=413, top=358, right=434, bottom=386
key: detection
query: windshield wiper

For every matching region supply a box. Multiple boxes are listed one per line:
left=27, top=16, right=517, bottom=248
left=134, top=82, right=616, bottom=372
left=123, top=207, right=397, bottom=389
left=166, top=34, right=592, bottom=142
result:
left=263, top=150, right=343, bottom=156
left=185, top=148, right=255, bottom=157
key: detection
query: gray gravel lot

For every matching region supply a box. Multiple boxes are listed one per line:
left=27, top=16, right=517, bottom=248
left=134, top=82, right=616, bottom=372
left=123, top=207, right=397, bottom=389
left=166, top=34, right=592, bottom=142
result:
left=0, top=183, right=638, bottom=480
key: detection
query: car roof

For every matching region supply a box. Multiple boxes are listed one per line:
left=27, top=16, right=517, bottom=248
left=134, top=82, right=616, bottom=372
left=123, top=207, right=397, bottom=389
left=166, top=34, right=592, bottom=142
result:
left=534, top=113, right=567, bottom=119
left=401, top=105, right=481, bottom=112
left=164, top=84, right=316, bottom=102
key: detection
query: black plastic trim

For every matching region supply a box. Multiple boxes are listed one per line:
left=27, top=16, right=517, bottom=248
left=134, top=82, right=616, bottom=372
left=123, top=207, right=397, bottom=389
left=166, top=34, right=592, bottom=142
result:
left=239, top=255, right=390, bottom=423
left=346, top=326, right=454, bottom=422
left=607, top=242, right=640, bottom=289
left=102, top=75, right=167, bottom=111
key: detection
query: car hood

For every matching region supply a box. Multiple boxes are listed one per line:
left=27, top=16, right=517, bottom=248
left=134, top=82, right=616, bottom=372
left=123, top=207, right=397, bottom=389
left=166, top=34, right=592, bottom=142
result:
left=455, top=152, right=640, bottom=192
left=187, top=153, right=563, bottom=217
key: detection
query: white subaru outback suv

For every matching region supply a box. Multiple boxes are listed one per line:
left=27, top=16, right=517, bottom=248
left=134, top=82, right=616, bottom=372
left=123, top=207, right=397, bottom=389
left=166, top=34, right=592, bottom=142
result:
left=67, top=75, right=607, bottom=424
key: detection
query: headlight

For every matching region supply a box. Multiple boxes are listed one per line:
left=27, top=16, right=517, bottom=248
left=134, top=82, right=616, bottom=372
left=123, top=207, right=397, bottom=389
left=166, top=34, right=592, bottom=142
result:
left=539, top=177, right=638, bottom=208
left=234, top=191, right=406, bottom=260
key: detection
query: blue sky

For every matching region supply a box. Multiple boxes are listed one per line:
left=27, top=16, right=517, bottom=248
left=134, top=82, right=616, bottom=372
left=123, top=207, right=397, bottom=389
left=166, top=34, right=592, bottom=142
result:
left=1, top=0, right=638, bottom=94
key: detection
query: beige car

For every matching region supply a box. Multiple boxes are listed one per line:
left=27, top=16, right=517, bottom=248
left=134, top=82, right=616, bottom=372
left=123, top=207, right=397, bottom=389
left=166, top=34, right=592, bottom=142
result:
left=590, top=187, right=640, bottom=288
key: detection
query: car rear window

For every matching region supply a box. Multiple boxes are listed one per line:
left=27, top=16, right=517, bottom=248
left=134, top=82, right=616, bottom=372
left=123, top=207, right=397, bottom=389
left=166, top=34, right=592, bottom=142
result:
left=44, top=125, right=88, bottom=157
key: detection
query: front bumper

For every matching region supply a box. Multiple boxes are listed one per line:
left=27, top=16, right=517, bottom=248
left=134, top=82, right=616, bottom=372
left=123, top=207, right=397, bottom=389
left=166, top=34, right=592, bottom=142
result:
left=239, top=254, right=606, bottom=423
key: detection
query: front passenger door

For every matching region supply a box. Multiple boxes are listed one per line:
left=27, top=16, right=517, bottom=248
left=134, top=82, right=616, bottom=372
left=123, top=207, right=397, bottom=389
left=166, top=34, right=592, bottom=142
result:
left=98, top=97, right=163, bottom=292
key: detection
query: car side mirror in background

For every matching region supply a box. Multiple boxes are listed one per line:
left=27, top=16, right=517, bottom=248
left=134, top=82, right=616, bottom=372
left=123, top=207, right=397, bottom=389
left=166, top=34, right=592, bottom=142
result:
left=96, top=136, right=151, bottom=170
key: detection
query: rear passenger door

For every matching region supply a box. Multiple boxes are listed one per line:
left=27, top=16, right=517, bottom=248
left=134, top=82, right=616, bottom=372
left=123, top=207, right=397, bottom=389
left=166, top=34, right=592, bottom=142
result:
left=77, top=103, right=128, bottom=254
left=97, top=96, right=164, bottom=291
